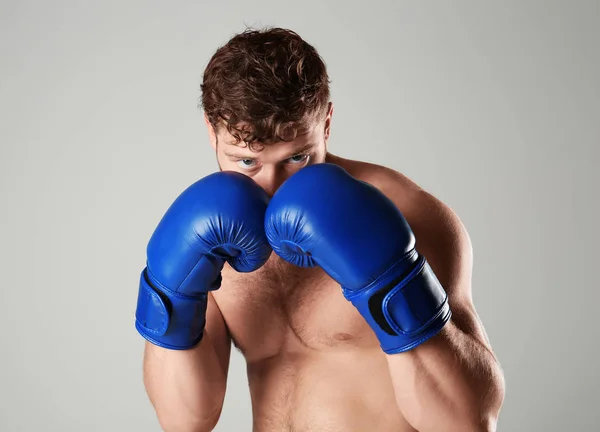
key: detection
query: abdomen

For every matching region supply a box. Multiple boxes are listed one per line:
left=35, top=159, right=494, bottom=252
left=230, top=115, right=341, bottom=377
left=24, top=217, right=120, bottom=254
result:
left=247, top=348, right=415, bottom=431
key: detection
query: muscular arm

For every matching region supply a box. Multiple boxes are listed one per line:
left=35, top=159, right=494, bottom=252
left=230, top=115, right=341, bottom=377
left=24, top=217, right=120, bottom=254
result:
left=265, top=158, right=505, bottom=430
left=379, top=176, right=505, bottom=431
left=143, top=293, right=231, bottom=432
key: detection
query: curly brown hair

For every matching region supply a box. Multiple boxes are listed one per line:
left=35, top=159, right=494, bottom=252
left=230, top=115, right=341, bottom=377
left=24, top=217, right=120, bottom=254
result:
left=200, top=27, right=331, bottom=151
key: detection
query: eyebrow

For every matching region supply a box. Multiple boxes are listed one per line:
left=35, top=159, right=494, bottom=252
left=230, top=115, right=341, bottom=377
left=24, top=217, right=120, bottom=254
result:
left=223, top=143, right=316, bottom=159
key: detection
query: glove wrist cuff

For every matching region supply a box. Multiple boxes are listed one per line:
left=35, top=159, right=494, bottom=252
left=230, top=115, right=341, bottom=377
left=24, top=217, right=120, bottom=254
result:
left=135, top=269, right=207, bottom=350
left=344, top=255, right=451, bottom=354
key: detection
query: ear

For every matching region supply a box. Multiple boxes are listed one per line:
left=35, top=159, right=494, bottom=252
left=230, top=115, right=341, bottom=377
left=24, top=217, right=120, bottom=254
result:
left=324, top=102, right=334, bottom=141
left=204, top=113, right=218, bottom=150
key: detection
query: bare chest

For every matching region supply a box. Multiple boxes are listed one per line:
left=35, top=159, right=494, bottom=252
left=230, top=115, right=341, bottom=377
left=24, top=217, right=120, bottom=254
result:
left=213, top=255, right=377, bottom=361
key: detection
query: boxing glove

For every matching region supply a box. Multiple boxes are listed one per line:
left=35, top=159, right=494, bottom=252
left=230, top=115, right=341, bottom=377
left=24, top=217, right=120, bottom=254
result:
left=135, top=172, right=272, bottom=350
left=264, top=163, right=451, bottom=354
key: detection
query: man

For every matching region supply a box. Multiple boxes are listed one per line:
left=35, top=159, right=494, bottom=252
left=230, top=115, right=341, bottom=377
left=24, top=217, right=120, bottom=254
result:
left=135, top=27, right=505, bottom=431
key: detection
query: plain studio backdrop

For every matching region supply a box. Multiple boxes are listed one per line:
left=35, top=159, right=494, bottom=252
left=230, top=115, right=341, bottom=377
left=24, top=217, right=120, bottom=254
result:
left=1, top=1, right=598, bottom=431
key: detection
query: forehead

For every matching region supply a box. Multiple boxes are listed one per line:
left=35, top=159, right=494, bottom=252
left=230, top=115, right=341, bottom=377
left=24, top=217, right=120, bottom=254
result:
left=218, top=122, right=322, bottom=154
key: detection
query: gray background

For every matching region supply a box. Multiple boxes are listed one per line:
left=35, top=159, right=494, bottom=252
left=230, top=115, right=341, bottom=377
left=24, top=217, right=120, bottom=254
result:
left=1, top=1, right=598, bottom=431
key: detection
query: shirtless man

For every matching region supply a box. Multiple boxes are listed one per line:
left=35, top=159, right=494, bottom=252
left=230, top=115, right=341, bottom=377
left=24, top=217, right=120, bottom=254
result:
left=135, top=28, right=505, bottom=431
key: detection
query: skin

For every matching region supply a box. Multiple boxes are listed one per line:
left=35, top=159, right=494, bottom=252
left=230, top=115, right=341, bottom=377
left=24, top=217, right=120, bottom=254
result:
left=143, top=102, right=505, bottom=432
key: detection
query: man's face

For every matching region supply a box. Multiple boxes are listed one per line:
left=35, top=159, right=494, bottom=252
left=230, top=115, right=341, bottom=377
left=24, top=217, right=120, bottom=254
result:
left=205, top=105, right=333, bottom=196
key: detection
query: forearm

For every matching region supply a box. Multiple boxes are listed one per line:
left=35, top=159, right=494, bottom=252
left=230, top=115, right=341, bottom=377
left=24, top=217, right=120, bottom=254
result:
left=387, top=322, right=505, bottom=432
left=143, top=331, right=228, bottom=432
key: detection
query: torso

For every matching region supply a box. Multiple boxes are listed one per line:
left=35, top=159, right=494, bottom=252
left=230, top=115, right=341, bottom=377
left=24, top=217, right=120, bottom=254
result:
left=213, top=156, right=419, bottom=431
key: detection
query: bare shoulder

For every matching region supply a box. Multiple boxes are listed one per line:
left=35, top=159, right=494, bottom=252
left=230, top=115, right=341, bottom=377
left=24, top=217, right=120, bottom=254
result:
left=327, top=154, right=423, bottom=195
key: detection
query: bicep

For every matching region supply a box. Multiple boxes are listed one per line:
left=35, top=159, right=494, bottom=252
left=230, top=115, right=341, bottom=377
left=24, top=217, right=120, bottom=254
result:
left=205, top=292, right=232, bottom=377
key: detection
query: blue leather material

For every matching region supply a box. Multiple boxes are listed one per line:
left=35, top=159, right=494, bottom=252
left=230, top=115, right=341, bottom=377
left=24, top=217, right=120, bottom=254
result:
left=135, top=171, right=272, bottom=350
left=265, top=163, right=451, bottom=354
left=135, top=269, right=207, bottom=350
left=136, top=271, right=170, bottom=337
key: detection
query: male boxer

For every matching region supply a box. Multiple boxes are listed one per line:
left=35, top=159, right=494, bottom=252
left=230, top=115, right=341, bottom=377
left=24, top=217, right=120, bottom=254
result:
left=136, top=27, right=505, bottom=431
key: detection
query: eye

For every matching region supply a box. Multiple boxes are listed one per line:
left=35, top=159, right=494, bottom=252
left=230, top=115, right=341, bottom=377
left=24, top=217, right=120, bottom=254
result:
left=287, top=154, right=309, bottom=164
left=237, top=159, right=257, bottom=169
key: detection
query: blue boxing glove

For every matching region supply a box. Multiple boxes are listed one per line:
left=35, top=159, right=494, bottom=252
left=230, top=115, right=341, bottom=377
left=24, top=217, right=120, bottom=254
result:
left=265, top=164, right=451, bottom=354
left=135, top=172, right=272, bottom=350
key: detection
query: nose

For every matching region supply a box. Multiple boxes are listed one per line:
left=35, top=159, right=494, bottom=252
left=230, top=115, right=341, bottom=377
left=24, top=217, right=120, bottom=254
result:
left=254, top=166, right=287, bottom=197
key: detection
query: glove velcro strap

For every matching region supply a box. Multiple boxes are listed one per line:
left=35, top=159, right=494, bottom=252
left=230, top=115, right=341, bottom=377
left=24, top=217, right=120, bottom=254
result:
left=135, top=269, right=207, bottom=350
left=136, top=270, right=170, bottom=336
left=345, top=255, right=451, bottom=354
